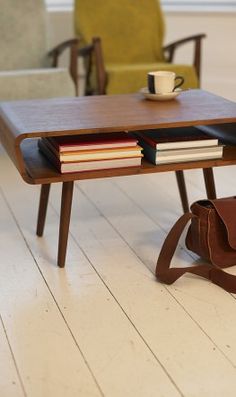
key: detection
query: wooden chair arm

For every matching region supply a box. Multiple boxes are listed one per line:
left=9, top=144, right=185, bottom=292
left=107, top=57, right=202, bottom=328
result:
left=48, top=38, right=80, bottom=95
left=78, top=37, right=107, bottom=95
left=78, top=43, right=94, bottom=57
left=48, top=38, right=79, bottom=64
left=163, top=34, right=206, bottom=82
left=77, top=43, right=94, bottom=95
left=92, top=37, right=107, bottom=95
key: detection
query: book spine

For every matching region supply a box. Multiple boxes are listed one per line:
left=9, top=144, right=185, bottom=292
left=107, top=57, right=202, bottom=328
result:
left=42, top=138, right=62, bottom=159
left=138, top=140, right=157, bottom=164
left=47, top=137, right=60, bottom=152
left=38, top=139, right=61, bottom=172
left=136, top=134, right=156, bottom=149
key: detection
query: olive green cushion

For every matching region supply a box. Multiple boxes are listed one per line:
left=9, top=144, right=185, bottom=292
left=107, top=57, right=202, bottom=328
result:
left=75, top=0, right=165, bottom=64
left=105, top=62, right=198, bottom=95
left=75, top=0, right=198, bottom=94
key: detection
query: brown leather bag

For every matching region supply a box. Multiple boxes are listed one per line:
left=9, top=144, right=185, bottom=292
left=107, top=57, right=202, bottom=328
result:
left=156, top=197, right=236, bottom=292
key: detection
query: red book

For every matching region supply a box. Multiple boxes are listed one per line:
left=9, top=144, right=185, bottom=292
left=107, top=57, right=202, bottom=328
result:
left=42, top=137, right=142, bottom=162
left=48, top=132, right=138, bottom=152
left=38, top=139, right=142, bottom=173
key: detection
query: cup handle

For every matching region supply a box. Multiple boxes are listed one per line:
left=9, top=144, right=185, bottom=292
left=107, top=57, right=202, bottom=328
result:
left=174, top=76, right=184, bottom=91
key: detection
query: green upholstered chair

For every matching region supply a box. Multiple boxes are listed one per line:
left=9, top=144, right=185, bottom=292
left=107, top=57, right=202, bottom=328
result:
left=74, top=0, right=216, bottom=213
left=74, top=0, right=205, bottom=95
left=0, top=0, right=79, bottom=101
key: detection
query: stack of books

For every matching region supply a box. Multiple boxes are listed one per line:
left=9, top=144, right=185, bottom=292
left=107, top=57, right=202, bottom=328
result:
left=135, top=127, right=223, bottom=165
left=38, top=132, right=143, bottom=173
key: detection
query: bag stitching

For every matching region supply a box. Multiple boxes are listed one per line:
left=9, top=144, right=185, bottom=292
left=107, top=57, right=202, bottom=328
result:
left=207, top=208, right=214, bottom=265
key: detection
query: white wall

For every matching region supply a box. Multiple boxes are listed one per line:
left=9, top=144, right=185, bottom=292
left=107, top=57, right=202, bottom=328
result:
left=165, top=12, right=236, bottom=101
left=47, top=10, right=74, bottom=48
left=47, top=10, right=236, bottom=101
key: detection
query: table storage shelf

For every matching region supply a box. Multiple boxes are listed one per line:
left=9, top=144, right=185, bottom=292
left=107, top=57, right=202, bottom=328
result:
left=21, top=138, right=236, bottom=185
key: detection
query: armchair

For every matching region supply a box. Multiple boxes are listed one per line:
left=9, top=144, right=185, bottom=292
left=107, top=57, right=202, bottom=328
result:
left=74, top=0, right=205, bottom=95
left=0, top=0, right=79, bottom=101
left=74, top=0, right=216, bottom=212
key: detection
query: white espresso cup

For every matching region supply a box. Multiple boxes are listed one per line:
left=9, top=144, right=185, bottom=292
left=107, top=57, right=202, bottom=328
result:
left=147, top=71, right=184, bottom=94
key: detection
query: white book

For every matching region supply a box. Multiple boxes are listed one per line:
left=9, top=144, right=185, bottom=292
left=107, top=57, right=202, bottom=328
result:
left=136, top=127, right=218, bottom=150
left=140, top=140, right=223, bottom=165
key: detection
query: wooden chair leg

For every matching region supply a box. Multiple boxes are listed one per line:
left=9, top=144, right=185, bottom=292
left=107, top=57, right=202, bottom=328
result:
left=36, top=184, right=51, bottom=236
left=57, top=181, right=74, bottom=268
left=203, top=168, right=216, bottom=199
left=175, top=170, right=189, bottom=213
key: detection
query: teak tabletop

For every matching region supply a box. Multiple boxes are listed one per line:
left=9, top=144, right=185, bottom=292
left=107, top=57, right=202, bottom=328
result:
left=1, top=89, right=236, bottom=267
left=1, top=89, right=236, bottom=140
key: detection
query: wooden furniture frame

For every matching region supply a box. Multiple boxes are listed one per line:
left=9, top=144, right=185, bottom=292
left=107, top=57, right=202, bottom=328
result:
left=81, top=34, right=206, bottom=96
left=49, top=38, right=80, bottom=95
left=1, top=89, right=236, bottom=268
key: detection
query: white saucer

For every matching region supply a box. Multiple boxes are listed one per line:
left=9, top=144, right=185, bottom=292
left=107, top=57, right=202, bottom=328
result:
left=140, top=87, right=182, bottom=101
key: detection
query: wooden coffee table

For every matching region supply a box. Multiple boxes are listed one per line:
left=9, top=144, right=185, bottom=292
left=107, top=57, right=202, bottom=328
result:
left=1, top=89, right=236, bottom=267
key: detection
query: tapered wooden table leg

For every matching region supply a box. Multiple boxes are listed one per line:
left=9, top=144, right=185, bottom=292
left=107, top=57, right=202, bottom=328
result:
left=36, top=184, right=51, bottom=236
left=57, top=181, right=74, bottom=268
left=203, top=168, right=216, bottom=199
left=175, top=170, right=189, bottom=213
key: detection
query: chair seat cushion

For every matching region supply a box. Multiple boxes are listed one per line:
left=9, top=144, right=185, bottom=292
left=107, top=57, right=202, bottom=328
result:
left=105, top=62, right=198, bottom=94
left=0, top=68, right=75, bottom=101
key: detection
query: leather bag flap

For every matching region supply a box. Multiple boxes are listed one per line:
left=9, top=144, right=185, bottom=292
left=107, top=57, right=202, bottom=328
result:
left=210, top=197, right=236, bottom=249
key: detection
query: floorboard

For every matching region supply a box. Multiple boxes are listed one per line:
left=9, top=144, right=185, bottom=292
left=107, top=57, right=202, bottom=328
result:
left=0, top=165, right=102, bottom=397
left=0, top=155, right=181, bottom=397
left=74, top=177, right=236, bottom=396
left=0, top=316, right=25, bottom=397
left=112, top=173, right=236, bottom=365
left=1, top=148, right=236, bottom=396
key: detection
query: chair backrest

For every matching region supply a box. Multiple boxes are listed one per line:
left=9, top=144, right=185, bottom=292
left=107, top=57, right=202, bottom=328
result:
left=74, top=0, right=165, bottom=64
left=0, top=0, right=48, bottom=71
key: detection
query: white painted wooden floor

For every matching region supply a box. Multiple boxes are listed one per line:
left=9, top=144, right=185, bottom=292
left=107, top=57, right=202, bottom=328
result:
left=1, top=146, right=236, bottom=397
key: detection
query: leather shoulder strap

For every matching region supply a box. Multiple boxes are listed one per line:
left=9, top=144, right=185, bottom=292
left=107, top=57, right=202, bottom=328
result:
left=156, top=212, right=236, bottom=293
